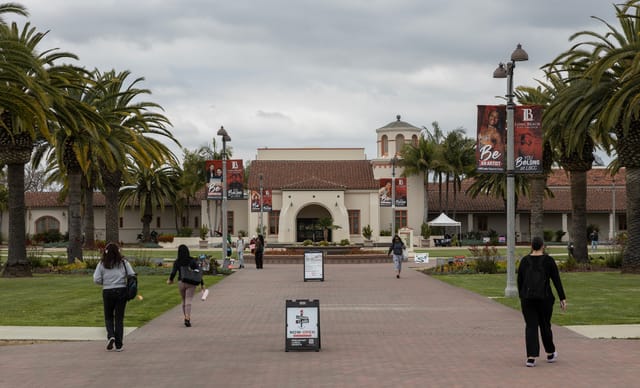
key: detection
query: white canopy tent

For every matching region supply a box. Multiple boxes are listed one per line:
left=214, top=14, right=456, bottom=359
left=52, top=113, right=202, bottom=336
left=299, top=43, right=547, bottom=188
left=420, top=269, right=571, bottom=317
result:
left=428, top=213, right=462, bottom=246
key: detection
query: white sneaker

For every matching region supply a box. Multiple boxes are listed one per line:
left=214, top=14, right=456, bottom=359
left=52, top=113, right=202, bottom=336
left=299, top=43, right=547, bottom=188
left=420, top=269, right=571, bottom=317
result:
left=106, top=337, right=115, bottom=351
left=547, top=352, right=558, bottom=363
left=526, top=358, right=536, bottom=367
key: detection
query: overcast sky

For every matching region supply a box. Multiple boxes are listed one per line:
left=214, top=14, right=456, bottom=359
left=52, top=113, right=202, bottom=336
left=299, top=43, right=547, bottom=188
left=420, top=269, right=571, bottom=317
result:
left=10, top=1, right=617, bottom=163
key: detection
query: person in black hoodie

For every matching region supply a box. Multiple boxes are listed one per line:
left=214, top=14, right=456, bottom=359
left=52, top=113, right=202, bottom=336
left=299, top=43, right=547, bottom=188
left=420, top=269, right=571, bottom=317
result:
left=387, top=234, right=406, bottom=279
left=517, top=236, right=567, bottom=367
left=167, top=244, right=204, bottom=327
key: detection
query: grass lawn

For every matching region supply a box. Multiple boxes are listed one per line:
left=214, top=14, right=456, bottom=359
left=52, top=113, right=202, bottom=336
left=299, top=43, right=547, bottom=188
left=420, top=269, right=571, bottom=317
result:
left=0, top=273, right=226, bottom=327
left=430, top=272, right=640, bottom=326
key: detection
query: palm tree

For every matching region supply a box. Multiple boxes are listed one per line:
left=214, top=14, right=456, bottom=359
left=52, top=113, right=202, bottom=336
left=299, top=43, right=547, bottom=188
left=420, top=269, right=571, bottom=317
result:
left=440, top=129, right=476, bottom=218
left=515, top=83, right=558, bottom=240
left=550, top=0, right=640, bottom=272
left=400, top=133, right=437, bottom=223
left=317, top=217, right=341, bottom=242
left=119, top=161, right=180, bottom=243
left=91, top=70, right=177, bottom=244
left=0, top=21, right=78, bottom=276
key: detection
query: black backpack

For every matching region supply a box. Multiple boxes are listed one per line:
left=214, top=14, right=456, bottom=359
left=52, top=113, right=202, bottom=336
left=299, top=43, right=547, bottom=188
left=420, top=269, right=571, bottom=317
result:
left=522, top=255, right=547, bottom=300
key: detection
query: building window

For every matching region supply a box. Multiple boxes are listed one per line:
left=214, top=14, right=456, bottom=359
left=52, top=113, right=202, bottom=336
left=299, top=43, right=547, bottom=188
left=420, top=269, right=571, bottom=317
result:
left=618, top=214, right=627, bottom=232
left=269, top=210, right=280, bottom=235
left=35, top=216, right=60, bottom=235
left=348, top=210, right=360, bottom=234
left=194, top=216, right=199, bottom=229
left=477, top=215, right=488, bottom=231
left=381, top=135, right=388, bottom=156
left=227, top=211, right=234, bottom=236
left=394, top=210, right=407, bottom=232
left=412, top=134, right=418, bottom=147
left=395, top=134, right=405, bottom=155
left=156, top=217, right=161, bottom=228
left=181, top=216, right=186, bottom=228
left=119, top=217, right=123, bottom=228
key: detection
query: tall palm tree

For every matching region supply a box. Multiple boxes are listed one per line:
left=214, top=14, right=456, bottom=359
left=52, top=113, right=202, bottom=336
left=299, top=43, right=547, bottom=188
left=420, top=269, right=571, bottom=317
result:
left=551, top=0, right=640, bottom=272
left=0, top=21, right=78, bottom=276
left=91, top=70, right=177, bottom=244
left=119, top=161, right=180, bottom=243
left=515, top=82, right=558, bottom=240
left=400, top=133, right=437, bottom=223
left=441, top=129, right=476, bottom=218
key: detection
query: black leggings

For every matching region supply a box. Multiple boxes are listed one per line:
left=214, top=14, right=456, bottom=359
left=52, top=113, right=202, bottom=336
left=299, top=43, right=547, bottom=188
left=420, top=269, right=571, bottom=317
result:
left=103, top=288, right=127, bottom=348
left=520, top=298, right=556, bottom=357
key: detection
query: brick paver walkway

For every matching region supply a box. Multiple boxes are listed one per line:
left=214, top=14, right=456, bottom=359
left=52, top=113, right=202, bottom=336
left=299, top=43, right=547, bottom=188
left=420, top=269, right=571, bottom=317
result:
left=1, top=264, right=638, bottom=387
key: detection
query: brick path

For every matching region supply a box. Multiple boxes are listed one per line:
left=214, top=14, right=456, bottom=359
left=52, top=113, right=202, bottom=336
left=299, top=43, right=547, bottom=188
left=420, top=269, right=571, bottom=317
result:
left=1, top=264, right=638, bottom=387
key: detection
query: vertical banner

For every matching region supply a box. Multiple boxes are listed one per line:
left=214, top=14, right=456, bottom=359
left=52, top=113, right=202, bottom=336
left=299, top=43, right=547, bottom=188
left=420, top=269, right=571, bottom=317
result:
left=514, top=105, right=544, bottom=174
left=379, top=178, right=406, bottom=207
left=206, top=160, right=223, bottom=200
left=250, top=189, right=273, bottom=212
left=476, top=105, right=506, bottom=173
left=206, top=160, right=244, bottom=200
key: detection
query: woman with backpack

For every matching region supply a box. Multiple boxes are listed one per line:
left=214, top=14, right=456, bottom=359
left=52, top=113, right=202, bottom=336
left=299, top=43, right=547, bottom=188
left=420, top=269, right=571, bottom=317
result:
left=517, top=236, right=567, bottom=367
left=93, top=242, right=135, bottom=352
left=167, top=244, right=204, bottom=327
left=387, top=234, right=406, bottom=279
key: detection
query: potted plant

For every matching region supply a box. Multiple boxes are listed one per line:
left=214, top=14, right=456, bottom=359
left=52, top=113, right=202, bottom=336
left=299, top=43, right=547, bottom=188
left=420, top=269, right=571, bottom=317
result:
left=362, top=224, right=373, bottom=246
left=199, top=225, right=209, bottom=248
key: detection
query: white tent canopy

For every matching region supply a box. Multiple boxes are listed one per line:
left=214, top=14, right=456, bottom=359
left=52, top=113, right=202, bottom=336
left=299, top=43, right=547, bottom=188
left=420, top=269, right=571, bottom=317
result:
left=427, top=212, right=461, bottom=227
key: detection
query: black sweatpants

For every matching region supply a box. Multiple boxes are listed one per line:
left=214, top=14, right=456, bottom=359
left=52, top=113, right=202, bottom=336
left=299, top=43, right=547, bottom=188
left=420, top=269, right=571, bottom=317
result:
left=520, top=298, right=556, bottom=357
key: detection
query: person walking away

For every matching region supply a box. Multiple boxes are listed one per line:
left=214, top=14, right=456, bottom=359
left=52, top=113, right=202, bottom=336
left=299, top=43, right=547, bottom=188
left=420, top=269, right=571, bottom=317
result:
left=167, top=244, right=204, bottom=327
left=93, top=242, right=135, bottom=352
left=517, top=236, right=567, bottom=367
left=255, top=234, right=265, bottom=269
left=387, top=234, right=406, bottom=278
left=590, top=231, right=599, bottom=251
left=237, top=236, right=245, bottom=268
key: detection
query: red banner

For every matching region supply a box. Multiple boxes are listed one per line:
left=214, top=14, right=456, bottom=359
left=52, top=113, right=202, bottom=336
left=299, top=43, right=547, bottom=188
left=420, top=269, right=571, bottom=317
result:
left=250, top=189, right=272, bottom=212
left=514, top=105, right=544, bottom=174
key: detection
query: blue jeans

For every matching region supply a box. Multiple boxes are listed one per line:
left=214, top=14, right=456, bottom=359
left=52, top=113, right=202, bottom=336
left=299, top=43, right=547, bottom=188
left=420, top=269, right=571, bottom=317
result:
left=103, top=288, right=127, bottom=348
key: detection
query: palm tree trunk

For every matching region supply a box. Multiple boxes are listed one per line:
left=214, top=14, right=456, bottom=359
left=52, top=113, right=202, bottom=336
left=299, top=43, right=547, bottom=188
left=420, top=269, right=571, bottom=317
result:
left=529, top=175, right=546, bottom=240
left=423, top=172, right=429, bottom=223
left=67, top=169, right=83, bottom=263
left=570, top=170, right=588, bottom=263
left=2, top=162, right=31, bottom=277
left=141, top=196, right=153, bottom=241
left=103, top=170, right=122, bottom=244
left=82, top=176, right=95, bottom=249
left=622, top=167, right=640, bottom=273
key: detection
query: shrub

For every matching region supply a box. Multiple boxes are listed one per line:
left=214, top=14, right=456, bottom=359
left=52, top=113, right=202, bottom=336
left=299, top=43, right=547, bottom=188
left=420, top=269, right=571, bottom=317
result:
left=362, top=225, right=372, bottom=240
left=177, top=227, right=193, bottom=237
left=157, top=234, right=175, bottom=243
left=339, top=239, right=350, bottom=246
left=302, top=239, right=313, bottom=246
left=318, top=241, right=329, bottom=246
left=554, top=230, right=566, bottom=242
left=380, top=230, right=391, bottom=237
left=420, top=223, right=431, bottom=239
left=543, top=229, right=554, bottom=242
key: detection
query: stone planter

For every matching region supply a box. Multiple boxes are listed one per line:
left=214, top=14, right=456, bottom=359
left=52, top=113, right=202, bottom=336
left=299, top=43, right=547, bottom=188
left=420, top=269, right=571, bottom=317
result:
left=199, top=240, right=209, bottom=248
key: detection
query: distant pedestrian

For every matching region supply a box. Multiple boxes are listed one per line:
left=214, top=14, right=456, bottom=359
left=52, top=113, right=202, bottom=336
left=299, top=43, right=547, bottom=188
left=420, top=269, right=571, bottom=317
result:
left=590, top=230, right=599, bottom=251
left=93, top=242, right=135, bottom=352
left=517, top=236, right=567, bottom=367
left=387, top=234, right=406, bottom=278
left=255, top=234, right=265, bottom=269
left=167, top=244, right=205, bottom=327
left=237, top=236, right=245, bottom=268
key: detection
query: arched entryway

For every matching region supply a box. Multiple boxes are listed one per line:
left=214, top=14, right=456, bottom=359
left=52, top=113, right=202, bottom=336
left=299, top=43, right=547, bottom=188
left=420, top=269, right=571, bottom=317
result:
left=296, top=204, right=332, bottom=242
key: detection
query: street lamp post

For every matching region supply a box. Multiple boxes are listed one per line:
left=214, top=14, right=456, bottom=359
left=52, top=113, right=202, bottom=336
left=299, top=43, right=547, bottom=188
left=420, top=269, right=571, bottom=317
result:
left=217, top=126, right=231, bottom=267
left=391, top=156, right=397, bottom=236
left=259, top=173, right=264, bottom=236
left=493, top=43, right=528, bottom=297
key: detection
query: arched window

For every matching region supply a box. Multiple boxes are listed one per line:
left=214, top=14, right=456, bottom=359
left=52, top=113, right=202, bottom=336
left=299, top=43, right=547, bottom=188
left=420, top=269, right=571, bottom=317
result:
left=381, top=135, right=388, bottom=157
left=412, top=135, right=418, bottom=147
left=395, top=134, right=405, bottom=155
left=35, top=216, right=60, bottom=234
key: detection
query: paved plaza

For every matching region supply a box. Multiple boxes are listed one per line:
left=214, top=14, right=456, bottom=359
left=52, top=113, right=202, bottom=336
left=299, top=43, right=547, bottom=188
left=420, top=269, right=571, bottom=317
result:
left=1, top=263, right=638, bottom=387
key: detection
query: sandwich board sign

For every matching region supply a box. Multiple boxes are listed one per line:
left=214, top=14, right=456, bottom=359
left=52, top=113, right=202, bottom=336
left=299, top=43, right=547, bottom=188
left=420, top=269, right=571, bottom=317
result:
left=303, top=250, right=324, bottom=281
left=285, top=299, right=321, bottom=352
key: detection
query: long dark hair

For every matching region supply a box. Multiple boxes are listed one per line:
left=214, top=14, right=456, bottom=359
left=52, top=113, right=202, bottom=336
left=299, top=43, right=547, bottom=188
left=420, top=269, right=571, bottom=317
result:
left=102, top=242, right=124, bottom=269
left=177, top=244, right=191, bottom=261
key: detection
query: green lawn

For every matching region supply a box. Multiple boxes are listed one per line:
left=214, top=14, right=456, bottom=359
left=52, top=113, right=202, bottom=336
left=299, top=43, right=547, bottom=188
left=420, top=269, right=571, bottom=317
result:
left=430, top=272, right=640, bottom=326
left=0, top=274, right=226, bottom=327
